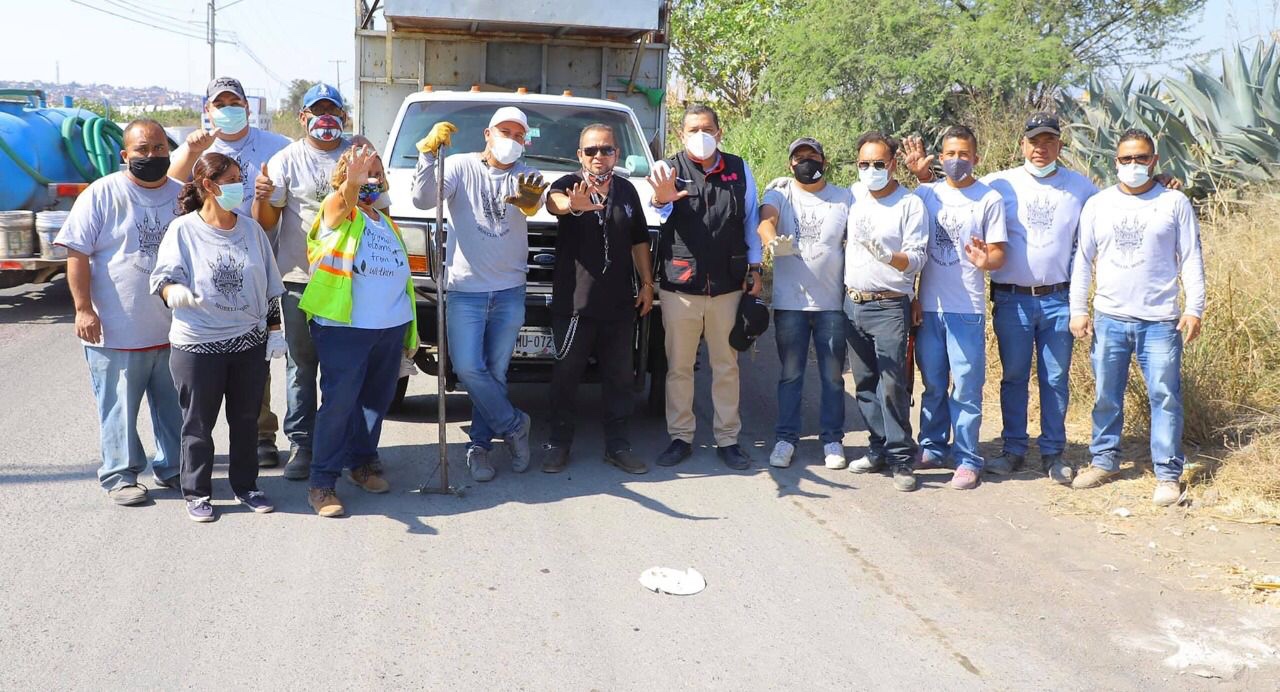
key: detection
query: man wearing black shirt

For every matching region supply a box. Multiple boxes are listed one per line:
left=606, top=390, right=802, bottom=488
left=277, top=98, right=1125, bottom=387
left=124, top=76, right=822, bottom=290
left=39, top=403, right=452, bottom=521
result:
left=541, top=124, right=655, bottom=474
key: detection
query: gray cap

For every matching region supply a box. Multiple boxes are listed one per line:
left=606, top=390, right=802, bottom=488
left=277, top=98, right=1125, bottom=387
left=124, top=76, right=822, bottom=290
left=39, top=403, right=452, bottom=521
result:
left=788, top=137, right=825, bottom=158
left=206, top=76, right=246, bottom=102
left=1024, top=111, right=1061, bottom=138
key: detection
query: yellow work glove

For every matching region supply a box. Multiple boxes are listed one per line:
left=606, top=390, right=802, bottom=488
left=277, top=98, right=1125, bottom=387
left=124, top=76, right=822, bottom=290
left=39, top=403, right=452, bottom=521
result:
left=504, top=173, right=548, bottom=216
left=415, top=121, right=457, bottom=155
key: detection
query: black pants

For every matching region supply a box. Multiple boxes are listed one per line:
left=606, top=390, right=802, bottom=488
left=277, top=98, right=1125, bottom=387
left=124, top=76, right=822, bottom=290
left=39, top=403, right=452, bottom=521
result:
left=170, top=345, right=269, bottom=500
left=548, top=315, right=634, bottom=453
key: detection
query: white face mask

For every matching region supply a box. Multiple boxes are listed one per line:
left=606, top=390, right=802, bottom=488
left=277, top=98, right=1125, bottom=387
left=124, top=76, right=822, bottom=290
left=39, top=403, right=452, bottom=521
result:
left=489, top=134, right=524, bottom=165
left=859, top=166, right=891, bottom=191
left=684, top=131, right=718, bottom=161
left=1117, top=162, right=1151, bottom=188
left=1024, top=159, right=1058, bottom=178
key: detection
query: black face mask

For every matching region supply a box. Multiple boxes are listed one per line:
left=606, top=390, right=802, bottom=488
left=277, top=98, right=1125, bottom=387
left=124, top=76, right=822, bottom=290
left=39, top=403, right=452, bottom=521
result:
left=792, top=159, right=825, bottom=185
left=128, top=155, right=170, bottom=183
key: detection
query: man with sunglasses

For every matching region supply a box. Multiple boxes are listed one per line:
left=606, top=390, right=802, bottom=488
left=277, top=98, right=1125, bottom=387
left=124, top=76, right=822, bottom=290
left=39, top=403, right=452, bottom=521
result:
left=1068, top=129, right=1204, bottom=506
left=540, top=124, right=655, bottom=475
left=844, top=132, right=929, bottom=492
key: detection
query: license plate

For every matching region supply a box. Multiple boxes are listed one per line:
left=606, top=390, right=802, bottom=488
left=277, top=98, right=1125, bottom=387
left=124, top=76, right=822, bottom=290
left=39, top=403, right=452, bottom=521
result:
left=514, top=327, right=556, bottom=358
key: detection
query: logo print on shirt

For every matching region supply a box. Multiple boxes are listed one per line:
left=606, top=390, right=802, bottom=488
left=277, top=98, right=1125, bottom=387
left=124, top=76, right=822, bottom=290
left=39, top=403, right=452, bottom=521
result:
left=480, top=190, right=511, bottom=238
left=208, top=252, right=247, bottom=311
left=1110, top=215, right=1146, bottom=268
left=311, top=169, right=329, bottom=205
left=849, top=215, right=876, bottom=266
left=131, top=210, right=167, bottom=273
left=1025, top=194, right=1057, bottom=248
left=929, top=210, right=964, bottom=267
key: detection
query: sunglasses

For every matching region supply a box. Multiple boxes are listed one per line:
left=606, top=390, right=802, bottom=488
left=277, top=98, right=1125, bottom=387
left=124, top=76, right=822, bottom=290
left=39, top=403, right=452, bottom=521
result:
left=856, top=161, right=889, bottom=170
left=1117, top=154, right=1155, bottom=165
left=581, top=145, right=617, bottom=157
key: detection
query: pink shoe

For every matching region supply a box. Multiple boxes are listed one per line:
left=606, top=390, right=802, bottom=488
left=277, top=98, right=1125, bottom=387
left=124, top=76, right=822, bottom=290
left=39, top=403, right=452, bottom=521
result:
left=950, top=467, right=980, bottom=490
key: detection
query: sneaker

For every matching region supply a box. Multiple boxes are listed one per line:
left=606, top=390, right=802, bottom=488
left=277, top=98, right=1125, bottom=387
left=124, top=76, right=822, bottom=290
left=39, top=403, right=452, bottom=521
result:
left=257, top=440, right=280, bottom=468
left=467, top=446, right=496, bottom=482
left=848, top=454, right=885, bottom=474
left=235, top=490, right=275, bottom=513
left=985, top=451, right=1024, bottom=476
left=1071, top=465, right=1117, bottom=490
left=605, top=449, right=648, bottom=474
left=308, top=488, right=345, bottom=518
left=914, top=450, right=949, bottom=471
left=892, top=464, right=918, bottom=492
left=1152, top=481, right=1182, bottom=507
left=108, top=484, right=148, bottom=506
left=823, top=442, right=848, bottom=470
left=769, top=441, right=796, bottom=468
left=716, top=444, right=752, bottom=470
left=349, top=463, right=390, bottom=494
left=656, top=439, right=693, bottom=467
left=1043, top=454, right=1075, bottom=485
left=505, top=411, right=532, bottom=473
left=950, top=467, right=980, bottom=490
left=283, top=446, right=312, bottom=481
left=540, top=444, right=570, bottom=473
left=151, top=474, right=180, bottom=490
left=186, top=497, right=215, bottom=523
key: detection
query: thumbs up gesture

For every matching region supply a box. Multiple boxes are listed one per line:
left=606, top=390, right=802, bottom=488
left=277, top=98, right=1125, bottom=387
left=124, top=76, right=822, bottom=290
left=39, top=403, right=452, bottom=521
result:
left=186, top=126, right=221, bottom=154
left=254, top=162, right=274, bottom=200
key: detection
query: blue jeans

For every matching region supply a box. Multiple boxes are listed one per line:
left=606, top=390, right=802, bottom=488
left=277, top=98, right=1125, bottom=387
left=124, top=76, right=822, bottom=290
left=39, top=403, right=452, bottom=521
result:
left=1089, top=314, right=1185, bottom=481
left=992, top=289, right=1073, bottom=457
left=308, top=322, right=407, bottom=489
left=446, top=285, right=526, bottom=449
left=84, top=346, right=182, bottom=490
left=916, top=311, right=986, bottom=470
left=282, top=283, right=318, bottom=451
left=844, top=296, right=916, bottom=466
left=774, top=309, right=846, bottom=445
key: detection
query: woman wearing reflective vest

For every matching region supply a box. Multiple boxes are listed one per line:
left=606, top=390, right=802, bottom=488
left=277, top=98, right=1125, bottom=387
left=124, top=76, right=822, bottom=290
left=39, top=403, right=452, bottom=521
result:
left=299, top=144, right=418, bottom=518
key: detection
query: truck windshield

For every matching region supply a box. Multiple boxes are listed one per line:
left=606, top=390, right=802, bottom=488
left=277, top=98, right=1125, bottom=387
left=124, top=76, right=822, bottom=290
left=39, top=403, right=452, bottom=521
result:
left=390, top=100, right=651, bottom=176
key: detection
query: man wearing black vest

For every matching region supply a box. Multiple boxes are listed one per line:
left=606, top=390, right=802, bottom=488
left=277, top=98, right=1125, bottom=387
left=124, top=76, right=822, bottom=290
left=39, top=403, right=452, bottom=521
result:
left=646, top=104, right=762, bottom=470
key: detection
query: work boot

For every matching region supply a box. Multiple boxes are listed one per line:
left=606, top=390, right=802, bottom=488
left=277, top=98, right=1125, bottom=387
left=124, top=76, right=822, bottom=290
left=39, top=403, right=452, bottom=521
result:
left=1152, top=481, right=1182, bottom=507
left=308, top=488, right=345, bottom=518
left=1071, top=465, right=1117, bottom=490
left=892, top=464, right=918, bottom=492
left=540, top=444, right=570, bottom=474
left=1043, top=453, right=1075, bottom=485
left=656, top=439, right=692, bottom=467
left=108, top=484, right=148, bottom=506
left=467, top=446, right=496, bottom=482
left=984, top=451, right=1024, bottom=476
left=605, top=449, right=647, bottom=474
left=506, top=411, right=532, bottom=473
left=257, top=440, right=280, bottom=468
left=349, top=463, right=390, bottom=494
left=716, top=444, right=751, bottom=470
left=283, top=446, right=312, bottom=481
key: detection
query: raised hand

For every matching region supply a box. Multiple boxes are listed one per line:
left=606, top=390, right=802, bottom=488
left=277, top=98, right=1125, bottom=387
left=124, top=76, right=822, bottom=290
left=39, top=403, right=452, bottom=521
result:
left=186, top=126, right=221, bottom=154
left=567, top=181, right=604, bottom=213
left=901, top=135, right=935, bottom=181
left=347, top=145, right=378, bottom=183
left=416, top=121, right=458, bottom=156
left=505, top=172, right=548, bottom=216
left=254, top=162, right=274, bottom=201
left=646, top=163, right=689, bottom=205
left=964, top=236, right=991, bottom=269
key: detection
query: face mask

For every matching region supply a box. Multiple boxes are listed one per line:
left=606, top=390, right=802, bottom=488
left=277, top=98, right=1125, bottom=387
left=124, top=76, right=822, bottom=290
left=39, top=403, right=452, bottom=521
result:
left=489, top=135, right=524, bottom=165
left=1024, top=159, right=1058, bottom=178
left=213, top=181, right=244, bottom=211
left=358, top=179, right=385, bottom=206
left=1117, top=162, right=1151, bottom=188
left=684, top=131, right=717, bottom=161
left=859, top=166, right=890, bottom=191
left=128, top=155, right=170, bottom=183
left=210, top=105, right=248, bottom=134
left=941, top=158, right=973, bottom=182
left=583, top=169, right=613, bottom=185
left=307, top=114, right=343, bottom=142
left=792, top=159, right=824, bottom=185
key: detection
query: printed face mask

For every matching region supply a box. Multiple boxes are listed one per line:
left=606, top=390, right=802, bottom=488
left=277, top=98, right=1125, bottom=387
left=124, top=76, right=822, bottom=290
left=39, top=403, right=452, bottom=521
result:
left=1116, top=162, right=1151, bottom=188
left=1024, top=159, right=1058, bottom=178
left=941, top=158, right=973, bottom=182
left=213, top=181, right=244, bottom=211
left=358, top=178, right=386, bottom=205
left=489, top=135, right=524, bottom=165
left=307, top=114, right=344, bottom=142
left=583, top=169, right=613, bottom=185
left=684, top=131, right=717, bottom=160
left=859, top=166, right=891, bottom=191
left=128, top=155, right=170, bottom=183
left=210, top=105, right=248, bottom=134
left=792, top=159, right=824, bottom=184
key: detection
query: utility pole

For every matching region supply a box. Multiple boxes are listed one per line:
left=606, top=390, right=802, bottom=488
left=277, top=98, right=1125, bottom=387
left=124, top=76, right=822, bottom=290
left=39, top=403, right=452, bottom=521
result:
left=329, top=60, right=347, bottom=91
left=208, top=0, right=216, bottom=80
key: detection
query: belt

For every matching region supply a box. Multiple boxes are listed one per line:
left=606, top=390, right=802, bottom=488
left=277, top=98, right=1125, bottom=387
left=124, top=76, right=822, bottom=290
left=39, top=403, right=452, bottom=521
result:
left=846, top=289, right=906, bottom=303
left=990, top=281, right=1069, bottom=297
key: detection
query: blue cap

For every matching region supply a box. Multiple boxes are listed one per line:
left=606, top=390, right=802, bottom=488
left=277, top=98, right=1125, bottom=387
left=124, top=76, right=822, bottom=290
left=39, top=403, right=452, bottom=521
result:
left=302, top=83, right=344, bottom=110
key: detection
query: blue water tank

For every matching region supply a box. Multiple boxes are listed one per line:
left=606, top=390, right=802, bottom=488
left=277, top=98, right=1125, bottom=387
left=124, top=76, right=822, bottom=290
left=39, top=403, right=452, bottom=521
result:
left=0, top=103, right=96, bottom=211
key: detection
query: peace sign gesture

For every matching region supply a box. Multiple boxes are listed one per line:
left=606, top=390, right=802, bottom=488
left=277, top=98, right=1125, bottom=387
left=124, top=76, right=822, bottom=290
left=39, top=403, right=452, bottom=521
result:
left=567, top=180, right=605, bottom=213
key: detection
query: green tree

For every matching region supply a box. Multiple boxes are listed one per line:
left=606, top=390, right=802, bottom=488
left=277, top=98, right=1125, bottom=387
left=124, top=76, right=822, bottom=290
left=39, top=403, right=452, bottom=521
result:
left=281, top=79, right=314, bottom=113
left=669, top=0, right=795, bottom=117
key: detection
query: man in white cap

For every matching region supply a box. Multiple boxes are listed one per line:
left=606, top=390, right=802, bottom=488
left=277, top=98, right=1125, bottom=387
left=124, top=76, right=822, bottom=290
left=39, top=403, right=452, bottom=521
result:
left=411, top=106, right=548, bottom=482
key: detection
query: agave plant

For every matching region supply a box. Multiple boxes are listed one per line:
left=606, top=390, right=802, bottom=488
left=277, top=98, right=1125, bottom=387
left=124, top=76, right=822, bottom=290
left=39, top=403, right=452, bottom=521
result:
left=1058, top=41, right=1280, bottom=196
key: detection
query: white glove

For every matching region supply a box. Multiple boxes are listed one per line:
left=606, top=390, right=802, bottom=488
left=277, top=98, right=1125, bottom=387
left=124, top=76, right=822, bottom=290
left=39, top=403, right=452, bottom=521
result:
left=859, top=237, right=894, bottom=264
left=265, top=330, right=287, bottom=360
left=164, top=284, right=197, bottom=309
left=765, top=176, right=790, bottom=192
left=769, top=235, right=796, bottom=257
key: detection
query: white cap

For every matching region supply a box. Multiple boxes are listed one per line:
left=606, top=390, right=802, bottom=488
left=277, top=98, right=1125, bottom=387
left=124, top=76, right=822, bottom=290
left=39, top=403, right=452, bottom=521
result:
left=488, top=106, right=529, bottom=131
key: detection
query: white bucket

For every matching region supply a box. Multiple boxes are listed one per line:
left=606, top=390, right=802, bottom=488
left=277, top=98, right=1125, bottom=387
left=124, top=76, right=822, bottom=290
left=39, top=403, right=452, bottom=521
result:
left=35, top=211, right=69, bottom=260
left=0, top=210, right=36, bottom=258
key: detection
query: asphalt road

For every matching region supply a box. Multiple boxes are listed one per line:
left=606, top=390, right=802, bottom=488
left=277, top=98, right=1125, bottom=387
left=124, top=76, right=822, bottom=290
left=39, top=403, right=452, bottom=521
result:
left=1, top=279, right=1276, bottom=690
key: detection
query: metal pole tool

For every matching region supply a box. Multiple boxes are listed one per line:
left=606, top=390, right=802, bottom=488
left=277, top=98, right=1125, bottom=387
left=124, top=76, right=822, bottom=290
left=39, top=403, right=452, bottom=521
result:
left=415, top=143, right=463, bottom=496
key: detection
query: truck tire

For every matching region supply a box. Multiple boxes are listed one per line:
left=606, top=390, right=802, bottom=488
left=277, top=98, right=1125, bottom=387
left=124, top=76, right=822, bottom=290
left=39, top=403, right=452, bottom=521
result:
left=389, top=375, right=410, bottom=413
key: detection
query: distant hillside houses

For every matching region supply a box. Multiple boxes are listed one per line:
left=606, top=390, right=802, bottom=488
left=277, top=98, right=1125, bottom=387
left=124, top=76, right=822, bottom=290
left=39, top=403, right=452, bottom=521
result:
left=0, top=80, right=202, bottom=110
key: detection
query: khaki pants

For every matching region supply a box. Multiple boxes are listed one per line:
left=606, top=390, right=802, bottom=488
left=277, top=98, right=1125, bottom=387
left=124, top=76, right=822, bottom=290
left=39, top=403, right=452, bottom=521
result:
left=660, top=289, right=742, bottom=446
left=256, top=370, right=278, bottom=444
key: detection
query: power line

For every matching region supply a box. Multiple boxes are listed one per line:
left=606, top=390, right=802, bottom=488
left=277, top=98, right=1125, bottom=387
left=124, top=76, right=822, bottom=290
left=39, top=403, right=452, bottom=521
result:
left=100, top=0, right=202, bottom=29
left=69, top=0, right=209, bottom=41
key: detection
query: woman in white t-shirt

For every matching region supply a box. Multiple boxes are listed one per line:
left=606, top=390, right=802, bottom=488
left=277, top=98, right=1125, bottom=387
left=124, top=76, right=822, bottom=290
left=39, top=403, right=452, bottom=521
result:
left=299, top=145, right=418, bottom=518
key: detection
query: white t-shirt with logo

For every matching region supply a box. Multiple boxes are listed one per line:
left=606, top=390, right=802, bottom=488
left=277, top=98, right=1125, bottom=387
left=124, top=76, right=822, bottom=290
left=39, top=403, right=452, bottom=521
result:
left=314, top=210, right=413, bottom=330
left=843, top=183, right=928, bottom=297
left=981, top=166, right=1097, bottom=287
left=1071, top=184, right=1205, bottom=321
left=54, top=172, right=181, bottom=349
left=916, top=180, right=1008, bottom=315
left=762, top=181, right=851, bottom=311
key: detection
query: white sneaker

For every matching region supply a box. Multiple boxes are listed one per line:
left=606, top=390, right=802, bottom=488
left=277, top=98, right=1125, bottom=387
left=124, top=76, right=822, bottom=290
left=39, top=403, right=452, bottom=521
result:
left=848, top=454, right=885, bottom=474
left=769, top=441, right=795, bottom=468
left=823, top=442, right=848, bottom=469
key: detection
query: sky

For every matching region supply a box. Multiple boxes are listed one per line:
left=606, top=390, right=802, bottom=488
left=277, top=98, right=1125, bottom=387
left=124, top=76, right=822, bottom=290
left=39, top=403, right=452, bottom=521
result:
left=0, top=0, right=1276, bottom=110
